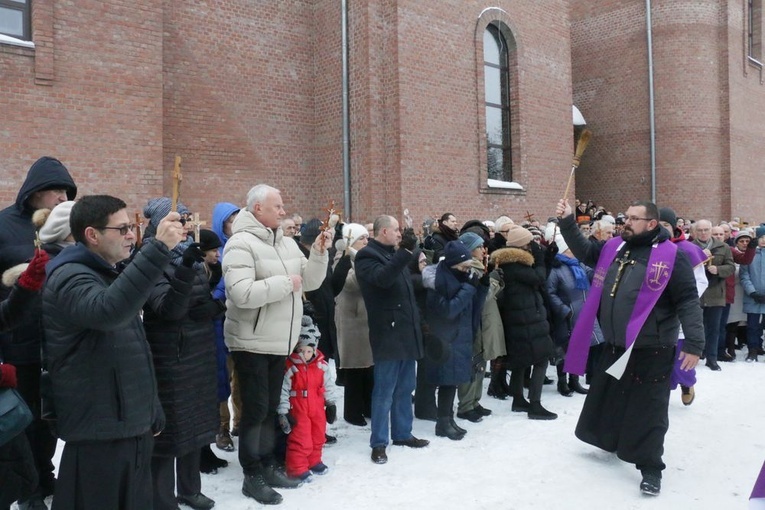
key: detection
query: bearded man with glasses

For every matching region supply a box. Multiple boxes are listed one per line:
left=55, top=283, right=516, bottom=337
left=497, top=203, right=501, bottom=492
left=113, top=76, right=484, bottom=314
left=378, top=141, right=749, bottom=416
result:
left=555, top=199, right=704, bottom=497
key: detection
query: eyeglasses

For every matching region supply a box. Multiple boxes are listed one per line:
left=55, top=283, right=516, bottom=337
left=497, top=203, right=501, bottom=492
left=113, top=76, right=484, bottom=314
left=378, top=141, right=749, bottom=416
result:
left=100, top=224, right=136, bottom=236
left=624, top=216, right=652, bottom=223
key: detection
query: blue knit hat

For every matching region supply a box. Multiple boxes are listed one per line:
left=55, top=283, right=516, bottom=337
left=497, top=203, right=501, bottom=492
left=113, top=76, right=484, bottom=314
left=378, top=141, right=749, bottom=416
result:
left=442, top=241, right=472, bottom=268
left=143, top=197, right=190, bottom=229
left=458, top=232, right=484, bottom=252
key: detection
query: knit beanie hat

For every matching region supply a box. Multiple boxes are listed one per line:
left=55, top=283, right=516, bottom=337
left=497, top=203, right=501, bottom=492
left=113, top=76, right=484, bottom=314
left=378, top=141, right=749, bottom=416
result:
left=544, top=221, right=568, bottom=254
left=335, top=223, right=368, bottom=252
left=300, top=218, right=322, bottom=244
left=459, top=232, right=484, bottom=252
left=199, top=229, right=222, bottom=252
left=297, top=315, right=321, bottom=349
left=39, top=201, right=75, bottom=244
left=143, top=197, right=190, bottom=231
left=504, top=225, right=533, bottom=248
left=659, top=207, right=677, bottom=229
left=494, top=216, right=514, bottom=233
left=442, top=240, right=472, bottom=267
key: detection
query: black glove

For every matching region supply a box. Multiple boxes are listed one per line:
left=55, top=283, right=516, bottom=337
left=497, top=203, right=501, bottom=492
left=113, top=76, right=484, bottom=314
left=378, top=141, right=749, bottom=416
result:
left=278, top=413, right=297, bottom=434
left=181, top=243, right=205, bottom=267
left=466, top=272, right=481, bottom=287
left=752, top=292, right=765, bottom=304
left=400, top=228, right=418, bottom=252
left=325, top=403, right=337, bottom=424
left=479, top=272, right=491, bottom=287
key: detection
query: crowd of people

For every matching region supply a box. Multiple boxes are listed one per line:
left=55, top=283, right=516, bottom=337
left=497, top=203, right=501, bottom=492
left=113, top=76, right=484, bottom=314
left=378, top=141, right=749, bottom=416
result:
left=0, top=157, right=762, bottom=509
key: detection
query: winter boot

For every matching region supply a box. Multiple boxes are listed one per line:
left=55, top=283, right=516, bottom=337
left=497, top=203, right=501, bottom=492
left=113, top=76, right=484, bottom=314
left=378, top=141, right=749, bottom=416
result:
left=435, top=417, right=465, bottom=440
left=746, top=346, right=759, bottom=362
left=568, top=375, right=589, bottom=394
left=511, top=396, right=531, bottom=412
left=200, top=444, right=228, bottom=474
left=527, top=401, right=558, bottom=420
left=450, top=416, right=467, bottom=434
left=216, top=426, right=235, bottom=451
left=680, top=385, right=695, bottom=406
left=487, top=360, right=509, bottom=400
left=556, top=364, right=573, bottom=397
left=640, top=471, right=661, bottom=496
left=242, top=473, right=282, bottom=505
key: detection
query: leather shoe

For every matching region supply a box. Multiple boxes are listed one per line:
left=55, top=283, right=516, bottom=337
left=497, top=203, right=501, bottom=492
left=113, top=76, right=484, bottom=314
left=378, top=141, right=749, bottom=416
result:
left=474, top=404, right=492, bottom=416
left=371, top=446, right=387, bottom=464
left=391, top=436, right=429, bottom=448
left=456, top=409, right=483, bottom=423
left=325, top=433, right=337, bottom=445
left=177, top=492, right=215, bottom=510
left=705, top=359, right=722, bottom=371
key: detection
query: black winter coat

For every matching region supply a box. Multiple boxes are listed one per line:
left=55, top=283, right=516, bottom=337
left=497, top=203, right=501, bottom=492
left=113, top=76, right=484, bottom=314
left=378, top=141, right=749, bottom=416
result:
left=492, top=247, right=555, bottom=369
left=143, top=264, right=220, bottom=457
left=42, top=240, right=168, bottom=442
left=0, top=157, right=76, bottom=364
left=355, top=239, right=424, bottom=362
left=558, top=215, right=705, bottom=355
left=299, top=242, right=336, bottom=359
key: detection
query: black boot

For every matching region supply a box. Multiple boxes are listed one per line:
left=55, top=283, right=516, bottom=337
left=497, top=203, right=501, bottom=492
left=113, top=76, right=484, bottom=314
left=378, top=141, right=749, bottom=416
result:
left=450, top=416, right=467, bottom=434
left=640, top=470, right=661, bottom=496
left=487, top=361, right=509, bottom=400
left=568, top=375, right=588, bottom=394
left=200, top=444, right=228, bottom=474
left=511, top=396, right=531, bottom=412
left=527, top=401, right=558, bottom=420
left=435, top=417, right=465, bottom=440
left=242, top=473, right=283, bottom=505
left=556, top=364, right=573, bottom=397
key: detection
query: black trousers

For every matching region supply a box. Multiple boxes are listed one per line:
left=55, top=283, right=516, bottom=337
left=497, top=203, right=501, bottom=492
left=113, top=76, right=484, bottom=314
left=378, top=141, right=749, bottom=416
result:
left=232, top=351, right=284, bottom=476
left=15, top=363, right=57, bottom=495
left=53, top=432, right=153, bottom=510
left=436, top=385, right=457, bottom=418
left=340, top=367, right=374, bottom=421
left=510, top=359, right=548, bottom=403
left=414, top=358, right=437, bottom=418
left=152, top=450, right=201, bottom=510
left=575, top=345, right=674, bottom=473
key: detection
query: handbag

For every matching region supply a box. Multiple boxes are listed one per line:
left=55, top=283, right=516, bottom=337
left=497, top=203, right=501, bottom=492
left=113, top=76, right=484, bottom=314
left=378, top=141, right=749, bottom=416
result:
left=0, top=387, right=33, bottom=447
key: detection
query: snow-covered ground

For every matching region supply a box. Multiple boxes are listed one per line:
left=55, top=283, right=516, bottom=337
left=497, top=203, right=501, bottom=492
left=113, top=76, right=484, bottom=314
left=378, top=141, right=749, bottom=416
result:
left=39, top=352, right=764, bottom=509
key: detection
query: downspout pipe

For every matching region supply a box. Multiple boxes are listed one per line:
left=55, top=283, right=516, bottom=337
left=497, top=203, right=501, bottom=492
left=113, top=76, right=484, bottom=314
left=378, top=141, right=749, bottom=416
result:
left=646, top=0, right=657, bottom=202
left=341, top=0, right=352, bottom=219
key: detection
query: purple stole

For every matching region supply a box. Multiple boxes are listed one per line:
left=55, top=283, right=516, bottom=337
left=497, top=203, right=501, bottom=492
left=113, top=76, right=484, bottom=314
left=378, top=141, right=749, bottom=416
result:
left=751, top=461, right=765, bottom=508
left=564, top=236, right=678, bottom=379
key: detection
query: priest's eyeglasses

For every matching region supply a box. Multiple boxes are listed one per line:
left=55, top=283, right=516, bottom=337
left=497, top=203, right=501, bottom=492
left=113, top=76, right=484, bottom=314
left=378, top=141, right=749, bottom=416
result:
left=624, top=216, right=652, bottom=223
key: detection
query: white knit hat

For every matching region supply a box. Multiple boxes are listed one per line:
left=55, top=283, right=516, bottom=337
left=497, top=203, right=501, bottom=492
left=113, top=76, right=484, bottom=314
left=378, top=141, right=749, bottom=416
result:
left=544, top=221, right=569, bottom=254
left=334, top=223, right=368, bottom=252
left=39, top=201, right=75, bottom=244
left=297, top=315, right=321, bottom=349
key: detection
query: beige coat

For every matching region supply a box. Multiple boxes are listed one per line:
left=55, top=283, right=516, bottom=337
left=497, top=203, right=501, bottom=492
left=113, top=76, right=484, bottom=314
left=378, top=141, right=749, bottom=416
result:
left=222, top=210, right=328, bottom=355
left=480, top=276, right=507, bottom=360
left=334, top=257, right=374, bottom=369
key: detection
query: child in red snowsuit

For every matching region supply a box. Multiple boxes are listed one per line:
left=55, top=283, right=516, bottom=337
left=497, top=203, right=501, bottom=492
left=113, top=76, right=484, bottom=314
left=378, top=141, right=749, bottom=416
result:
left=278, top=316, right=337, bottom=481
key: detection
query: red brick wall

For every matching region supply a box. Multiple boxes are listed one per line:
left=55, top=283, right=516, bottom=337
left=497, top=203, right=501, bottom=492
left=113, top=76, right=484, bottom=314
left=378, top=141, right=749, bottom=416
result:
left=1, top=0, right=164, bottom=214
left=572, top=0, right=765, bottom=223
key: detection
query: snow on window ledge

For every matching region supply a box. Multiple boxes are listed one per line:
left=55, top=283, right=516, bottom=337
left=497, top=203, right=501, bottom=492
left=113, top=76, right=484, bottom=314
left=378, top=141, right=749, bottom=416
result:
left=0, top=34, right=35, bottom=49
left=487, top=179, right=524, bottom=190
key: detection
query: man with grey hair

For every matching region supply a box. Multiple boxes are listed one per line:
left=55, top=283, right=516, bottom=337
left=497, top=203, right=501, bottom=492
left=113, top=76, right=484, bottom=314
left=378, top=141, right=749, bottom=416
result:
left=590, top=219, right=615, bottom=243
left=355, top=215, right=427, bottom=465
left=691, top=219, right=735, bottom=370
left=222, top=184, right=332, bottom=505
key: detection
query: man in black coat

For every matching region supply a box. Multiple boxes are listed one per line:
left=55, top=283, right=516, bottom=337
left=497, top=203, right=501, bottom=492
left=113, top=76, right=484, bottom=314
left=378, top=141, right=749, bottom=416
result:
left=0, top=156, right=76, bottom=508
left=556, top=199, right=703, bottom=496
left=355, top=215, right=428, bottom=465
left=42, top=195, right=186, bottom=510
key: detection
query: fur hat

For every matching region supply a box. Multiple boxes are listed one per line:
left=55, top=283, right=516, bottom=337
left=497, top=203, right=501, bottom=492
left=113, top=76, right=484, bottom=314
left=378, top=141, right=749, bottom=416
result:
left=38, top=201, right=75, bottom=244
left=458, top=232, right=484, bottom=252
left=335, top=223, right=368, bottom=252
left=442, top=240, right=472, bottom=267
left=199, top=229, right=222, bottom=252
left=504, top=225, right=533, bottom=248
left=297, top=315, right=321, bottom=349
left=300, top=218, right=322, bottom=244
left=659, top=207, right=677, bottom=229
left=544, top=222, right=569, bottom=254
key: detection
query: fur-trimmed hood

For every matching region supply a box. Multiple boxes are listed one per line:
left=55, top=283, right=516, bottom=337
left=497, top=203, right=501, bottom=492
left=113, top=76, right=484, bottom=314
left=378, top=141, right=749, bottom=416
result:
left=490, top=247, right=534, bottom=267
left=2, top=263, right=28, bottom=287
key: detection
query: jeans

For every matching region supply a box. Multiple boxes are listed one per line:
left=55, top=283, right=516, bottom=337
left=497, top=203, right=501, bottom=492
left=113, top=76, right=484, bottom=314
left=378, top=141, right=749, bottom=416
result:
left=702, top=306, right=724, bottom=361
left=369, top=359, right=416, bottom=448
left=746, top=313, right=765, bottom=349
left=717, top=304, right=731, bottom=356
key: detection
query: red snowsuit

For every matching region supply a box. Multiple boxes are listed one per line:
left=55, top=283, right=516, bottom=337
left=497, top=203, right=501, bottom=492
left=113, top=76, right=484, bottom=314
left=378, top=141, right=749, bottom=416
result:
left=279, top=350, right=331, bottom=477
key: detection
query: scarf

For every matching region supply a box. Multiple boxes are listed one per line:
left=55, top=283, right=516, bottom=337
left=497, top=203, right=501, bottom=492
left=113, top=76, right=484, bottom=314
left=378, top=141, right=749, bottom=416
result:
left=556, top=253, right=589, bottom=290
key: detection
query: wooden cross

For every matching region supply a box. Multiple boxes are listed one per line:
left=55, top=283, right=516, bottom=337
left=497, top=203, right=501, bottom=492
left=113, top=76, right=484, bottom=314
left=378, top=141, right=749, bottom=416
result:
left=134, top=212, right=144, bottom=248
left=321, top=200, right=338, bottom=232
left=171, top=155, right=182, bottom=212
left=524, top=210, right=535, bottom=223
left=188, top=213, right=206, bottom=242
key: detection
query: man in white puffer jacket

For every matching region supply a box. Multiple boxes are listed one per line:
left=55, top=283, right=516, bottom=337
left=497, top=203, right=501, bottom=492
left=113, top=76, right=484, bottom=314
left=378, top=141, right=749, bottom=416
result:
left=222, top=184, right=331, bottom=505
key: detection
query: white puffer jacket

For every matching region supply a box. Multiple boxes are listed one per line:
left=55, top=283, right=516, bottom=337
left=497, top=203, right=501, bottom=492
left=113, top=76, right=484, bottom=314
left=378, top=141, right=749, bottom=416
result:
left=222, top=210, right=328, bottom=355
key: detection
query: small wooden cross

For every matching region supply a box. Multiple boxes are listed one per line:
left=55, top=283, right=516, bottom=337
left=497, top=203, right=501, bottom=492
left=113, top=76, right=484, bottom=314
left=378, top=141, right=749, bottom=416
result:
left=524, top=210, right=535, bottom=223
left=188, top=213, right=206, bottom=242
left=171, top=155, right=182, bottom=212
left=134, top=212, right=144, bottom=248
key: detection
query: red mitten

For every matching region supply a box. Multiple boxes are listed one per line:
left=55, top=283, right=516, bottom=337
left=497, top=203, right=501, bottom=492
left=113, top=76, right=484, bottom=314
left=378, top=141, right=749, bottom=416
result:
left=18, top=249, right=50, bottom=291
left=0, top=363, right=17, bottom=388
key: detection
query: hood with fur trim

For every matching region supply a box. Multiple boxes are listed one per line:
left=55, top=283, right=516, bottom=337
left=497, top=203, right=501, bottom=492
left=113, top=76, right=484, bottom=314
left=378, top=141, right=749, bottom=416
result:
left=490, top=247, right=534, bottom=267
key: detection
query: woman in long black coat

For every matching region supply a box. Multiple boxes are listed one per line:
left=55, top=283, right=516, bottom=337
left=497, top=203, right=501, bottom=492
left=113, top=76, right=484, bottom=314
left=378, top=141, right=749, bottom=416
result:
left=142, top=198, right=221, bottom=510
left=491, top=226, right=557, bottom=420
